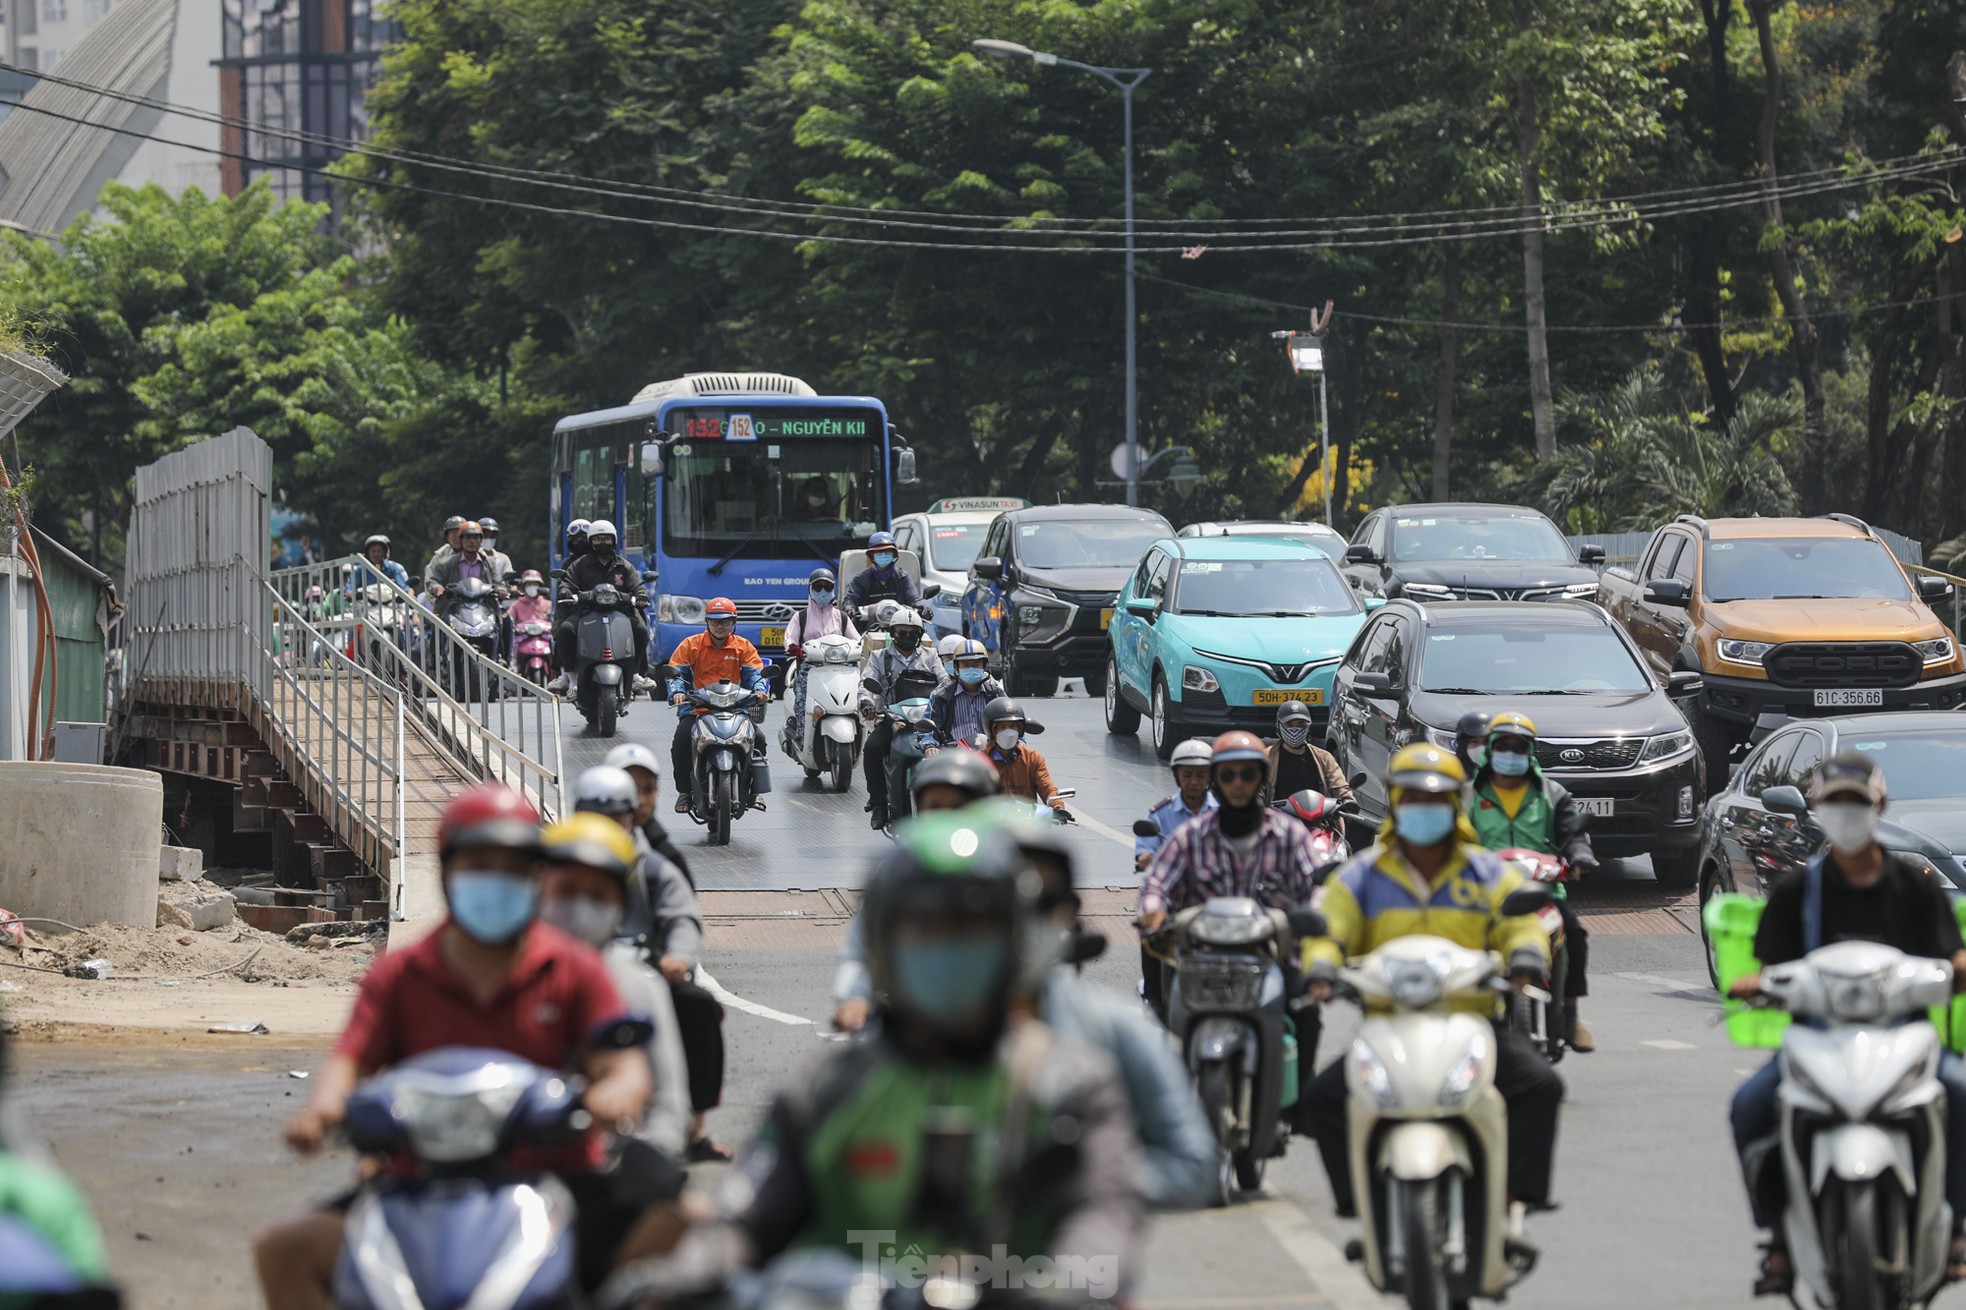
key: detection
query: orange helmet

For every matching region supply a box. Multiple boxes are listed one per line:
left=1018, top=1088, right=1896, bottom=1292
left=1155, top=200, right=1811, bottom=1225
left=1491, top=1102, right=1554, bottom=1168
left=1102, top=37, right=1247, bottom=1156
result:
left=458, top=520, right=484, bottom=539
left=1210, top=730, right=1269, bottom=769
left=437, top=783, right=540, bottom=855
left=705, top=597, right=738, bottom=620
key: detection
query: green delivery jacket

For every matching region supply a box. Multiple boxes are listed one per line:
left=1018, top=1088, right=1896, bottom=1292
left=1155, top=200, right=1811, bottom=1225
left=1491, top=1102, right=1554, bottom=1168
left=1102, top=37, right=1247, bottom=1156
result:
left=649, top=1022, right=1146, bottom=1301
left=1465, top=758, right=1596, bottom=870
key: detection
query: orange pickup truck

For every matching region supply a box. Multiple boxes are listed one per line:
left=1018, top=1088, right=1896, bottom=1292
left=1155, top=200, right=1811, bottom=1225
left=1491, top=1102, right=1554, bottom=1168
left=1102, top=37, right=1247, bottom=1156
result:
left=1598, top=513, right=1963, bottom=786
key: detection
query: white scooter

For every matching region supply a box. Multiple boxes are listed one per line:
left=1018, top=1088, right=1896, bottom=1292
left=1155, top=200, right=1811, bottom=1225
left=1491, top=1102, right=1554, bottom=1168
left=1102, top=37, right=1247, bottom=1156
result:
left=1339, top=895, right=1547, bottom=1310
left=782, top=632, right=864, bottom=792
left=1756, top=940, right=1955, bottom=1310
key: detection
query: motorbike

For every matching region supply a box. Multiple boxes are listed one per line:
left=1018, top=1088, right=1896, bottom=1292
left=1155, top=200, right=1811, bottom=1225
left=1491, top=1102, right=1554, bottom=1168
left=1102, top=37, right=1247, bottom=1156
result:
left=439, top=575, right=504, bottom=703
left=1145, top=892, right=1326, bottom=1207
left=560, top=571, right=652, bottom=737
left=1276, top=788, right=1354, bottom=881
left=1337, top=886, right=1550, bottom=1310
left=1750, top=941, right=1955, bottom=1310
left=350, top=582, right=406, bottom=680
left=867, top=668, right=942, bottom=832
left=856, top=598, right=908, bottom=664
left=1493, top=849, right=1571, bottom=1064
left=680, top=676, right=773, bottom=846
left=513, top=617, right=554, bottom=686
left=332, top=1048, right=588, bottom=1310
left=782, top=632, right=864, bottom=792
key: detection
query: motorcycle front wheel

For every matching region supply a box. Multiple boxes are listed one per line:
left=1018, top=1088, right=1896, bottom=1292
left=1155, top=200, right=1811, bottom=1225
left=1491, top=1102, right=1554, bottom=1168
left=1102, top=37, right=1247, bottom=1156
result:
left=1195, top=1062, right=1235, bottom=1209
left=709, top=771, right=736, bottom=846
left=1830, top=1179, right=1897, bottom=1310
left=828, top=738, right=852, bottom=793
left=597, top=686, right=618, bottom=738
left=1399, top=1177, right=1454, bottom=1310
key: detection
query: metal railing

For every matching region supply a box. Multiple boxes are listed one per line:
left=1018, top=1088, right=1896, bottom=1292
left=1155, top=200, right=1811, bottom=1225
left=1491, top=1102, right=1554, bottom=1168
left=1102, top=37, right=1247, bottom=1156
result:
left=269, top=556, right=565, bottom=821
left=259, top=582, right=405, bottom=879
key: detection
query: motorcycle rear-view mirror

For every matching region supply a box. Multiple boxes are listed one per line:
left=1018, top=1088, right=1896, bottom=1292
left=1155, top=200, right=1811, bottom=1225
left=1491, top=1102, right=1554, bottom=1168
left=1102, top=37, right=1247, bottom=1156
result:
left=1285, top=906, right=1328, bottom=938
left=1499, top=885, right=1553, bottom=917
left=1132, top=818, right=1160, bottom=838
left=862, top=676, right=883, bottom=694
left=1349, top=772, right=1368, bottom=788
left=641, top=570, right=659, bottom=585
left=1069, top=931, right=1107, bottom=965
left=1023, top=719, right=1046, bottom=736
left=921, top=582, right=942, bottom=600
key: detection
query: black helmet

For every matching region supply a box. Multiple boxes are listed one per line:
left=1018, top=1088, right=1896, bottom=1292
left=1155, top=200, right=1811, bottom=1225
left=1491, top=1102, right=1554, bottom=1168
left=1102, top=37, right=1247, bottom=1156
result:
left=442, top=515, right=466, bottom=535
left=363, top=534, right=390, bottom=554
left=808, top=567, right=837, bottom=587
left=478, top=516, right=500, bottom=537
left=982, top=696, right=1026, bottom=734
left=1276, top=699, right=1313, bottom=729
left=862, top=813, right=1039, bottom=1052
left=1456, top=708, right=1492, bottom=742
left=910, top=749, right=1002, bottom=805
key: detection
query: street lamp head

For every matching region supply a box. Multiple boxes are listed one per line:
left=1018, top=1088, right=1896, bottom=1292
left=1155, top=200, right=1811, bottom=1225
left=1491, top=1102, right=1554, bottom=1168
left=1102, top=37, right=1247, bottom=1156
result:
left=972, top=39, right=1036, bottom=60
left=1167, top=449, right=1202, bottom=498
left=1285, top=333, right=1324, bottom=375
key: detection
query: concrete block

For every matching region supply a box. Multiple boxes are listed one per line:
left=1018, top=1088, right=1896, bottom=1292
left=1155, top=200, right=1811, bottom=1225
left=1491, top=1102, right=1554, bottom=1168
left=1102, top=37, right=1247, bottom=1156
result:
left=158, top=845, right=203, bottom=882
left=239, top=904, right=309, bottom=936
left=0, top=762, right=161, bottom=928
left=156, top=892, right=236, bottom=932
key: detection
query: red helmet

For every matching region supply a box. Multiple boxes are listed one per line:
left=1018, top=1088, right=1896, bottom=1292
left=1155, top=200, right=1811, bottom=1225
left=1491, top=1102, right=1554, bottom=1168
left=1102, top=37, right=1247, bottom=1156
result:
left=437, top=783, right=541, bottom=855
left=705, top=597, right=738, bottom=620
left=1210, top=730, right=1269, bottom=768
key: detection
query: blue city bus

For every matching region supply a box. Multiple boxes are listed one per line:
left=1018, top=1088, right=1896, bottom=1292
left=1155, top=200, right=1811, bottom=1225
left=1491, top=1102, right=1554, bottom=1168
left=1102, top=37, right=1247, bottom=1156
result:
left=549, top=372, right=917, bottom=662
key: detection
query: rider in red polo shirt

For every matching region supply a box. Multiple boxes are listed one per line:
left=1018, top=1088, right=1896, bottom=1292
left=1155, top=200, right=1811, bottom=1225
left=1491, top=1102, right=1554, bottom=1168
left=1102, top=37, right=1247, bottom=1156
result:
left=253, top=784, right=657, bottom=1309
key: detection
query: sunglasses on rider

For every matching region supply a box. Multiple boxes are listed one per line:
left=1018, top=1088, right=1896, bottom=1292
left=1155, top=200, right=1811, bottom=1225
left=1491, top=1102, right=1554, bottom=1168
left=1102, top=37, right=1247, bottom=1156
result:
left=1215, top=764, right=1263, bottom=783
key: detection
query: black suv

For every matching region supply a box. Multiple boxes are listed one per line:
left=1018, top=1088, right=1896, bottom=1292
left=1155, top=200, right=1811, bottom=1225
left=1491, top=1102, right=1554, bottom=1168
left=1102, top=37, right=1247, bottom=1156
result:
left=1326, top=598, right=1706, bottom=882
left=960, top=503, right=1172, bottom=696
left=1693, top=711, right=1966, bottom=977
left=1341, top=502, right=1605, bottom=601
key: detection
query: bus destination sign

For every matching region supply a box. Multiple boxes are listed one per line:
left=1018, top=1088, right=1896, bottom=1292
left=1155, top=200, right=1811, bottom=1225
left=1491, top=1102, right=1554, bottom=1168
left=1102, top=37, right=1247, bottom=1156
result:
left=676, top=407, right=878, bottom=442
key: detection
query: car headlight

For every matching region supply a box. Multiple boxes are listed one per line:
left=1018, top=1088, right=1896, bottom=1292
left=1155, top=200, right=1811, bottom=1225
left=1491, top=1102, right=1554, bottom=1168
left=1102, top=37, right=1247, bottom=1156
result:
left=1182, top=666, right=1220, bottom=694
left=1348, top=1041, right=1401, bottom=1110
left=1637, top=729, right=1694, bottom=764
left=1716, top=639, right=1774, bottom=666
left=1404, top=583, right=1452, bottom=597
left=660, top=594, right=706, bottom=624
left=1015, top=600, right=1069, bottom=640
left=1437, top=1032, right=1490, bottom=1110
left=1890, top=849, right=1957, bottom=890
left=1915, top=637, right=1955, bottom=664
left=1424, top=725, right=1460, bottom=751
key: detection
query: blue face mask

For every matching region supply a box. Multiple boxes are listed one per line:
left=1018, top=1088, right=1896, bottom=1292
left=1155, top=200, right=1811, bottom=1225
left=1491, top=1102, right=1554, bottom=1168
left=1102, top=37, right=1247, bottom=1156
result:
left=1490, top=749, right=1532, bottom=778
left=872, top=551, right=897, bottom=569
left=958, top=667, right=988, bottom=687
left=447, top=870, right=537, bottom=944
left=891, top=938, right=1008, bottom=1024
left=1394, top=804, right=1456, bottom=847
left=811, top=587, right=835, bottom=603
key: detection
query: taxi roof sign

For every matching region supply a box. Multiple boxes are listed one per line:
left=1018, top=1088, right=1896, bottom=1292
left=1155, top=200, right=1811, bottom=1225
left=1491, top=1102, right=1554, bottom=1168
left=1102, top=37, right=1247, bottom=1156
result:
left=929, top=496, right=1029, bottom=513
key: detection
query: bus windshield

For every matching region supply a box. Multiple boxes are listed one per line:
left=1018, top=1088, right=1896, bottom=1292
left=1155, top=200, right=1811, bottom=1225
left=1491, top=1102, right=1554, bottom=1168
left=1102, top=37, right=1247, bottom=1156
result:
left=659, top=434, right=882, bottom=562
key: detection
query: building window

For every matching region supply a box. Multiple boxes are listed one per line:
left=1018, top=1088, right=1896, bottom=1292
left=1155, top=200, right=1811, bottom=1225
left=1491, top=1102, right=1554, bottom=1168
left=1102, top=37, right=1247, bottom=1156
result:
left=82, top=0, right=111, bottom=24
left=41, top=47, right=61, bottom=70
left=41, top=0, right=66, bottom=22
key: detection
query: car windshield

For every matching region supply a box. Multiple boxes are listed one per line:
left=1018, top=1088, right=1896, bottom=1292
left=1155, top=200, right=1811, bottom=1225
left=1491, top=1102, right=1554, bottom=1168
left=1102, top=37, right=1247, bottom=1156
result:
left=1391, top=513, right=1570, bottom=563
left=1420, top=624, right=1652, bottom=693
left=1169, top=557, right=1359, bottom=617
left=1703, top=538, right=1913, bottom=602
left=1016, top=520, right=1167, bottom=569
left=926, top=523, right=988, bottom=572
left=1833, top=732, right=1966, bottom=802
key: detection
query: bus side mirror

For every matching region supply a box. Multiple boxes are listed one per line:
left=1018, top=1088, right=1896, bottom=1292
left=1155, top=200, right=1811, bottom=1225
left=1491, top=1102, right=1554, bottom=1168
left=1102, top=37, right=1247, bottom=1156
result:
left=639, top=442, right=663, bottom=476
left=894, top=448, right=918, bottom=485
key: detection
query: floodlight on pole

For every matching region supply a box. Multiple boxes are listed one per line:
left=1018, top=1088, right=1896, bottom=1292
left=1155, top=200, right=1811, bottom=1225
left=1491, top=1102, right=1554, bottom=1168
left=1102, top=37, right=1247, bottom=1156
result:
left=1272, top=324, right=1336, bottom=527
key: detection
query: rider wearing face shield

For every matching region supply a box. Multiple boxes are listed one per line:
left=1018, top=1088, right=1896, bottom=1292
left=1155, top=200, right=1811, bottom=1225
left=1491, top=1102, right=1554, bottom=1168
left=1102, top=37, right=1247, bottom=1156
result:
left=1299, top=746, right=1562, bottom=1222
left=843, top=529, right=924, bottom=617
left=927, top=638, right=1005, bottom=745
left=632, top=815, right=1146, bottom=1303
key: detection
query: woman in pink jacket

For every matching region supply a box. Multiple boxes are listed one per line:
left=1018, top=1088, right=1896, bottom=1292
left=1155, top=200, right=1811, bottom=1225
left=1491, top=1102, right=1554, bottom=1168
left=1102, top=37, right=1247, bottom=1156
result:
left=507, top=569, right=556, bottom=681
left=783, top=568, right=860, bottom=739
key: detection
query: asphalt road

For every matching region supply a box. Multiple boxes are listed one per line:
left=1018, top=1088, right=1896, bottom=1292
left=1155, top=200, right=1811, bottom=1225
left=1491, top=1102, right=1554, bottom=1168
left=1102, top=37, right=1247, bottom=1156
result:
left=10, top=682, right=1921, bottom=1309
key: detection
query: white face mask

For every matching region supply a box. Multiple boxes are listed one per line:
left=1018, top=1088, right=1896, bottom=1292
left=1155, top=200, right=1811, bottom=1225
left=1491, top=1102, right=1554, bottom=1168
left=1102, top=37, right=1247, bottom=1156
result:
left=995, top=728, right=1021, bottom=752
left=1816, top=802, right=1879, bottom=857
left=539, top=894, right=623, bottom=947
left=523, top=585, right=540, bottom=597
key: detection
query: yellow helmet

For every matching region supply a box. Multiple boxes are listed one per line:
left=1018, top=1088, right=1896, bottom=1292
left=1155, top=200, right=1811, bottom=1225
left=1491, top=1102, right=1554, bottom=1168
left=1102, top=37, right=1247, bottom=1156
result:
left=539, top=812, right=637, bottom=884
left=1386, top=744, right=1466, bottom=795
left=1486, top=710, right=1537, bottom=744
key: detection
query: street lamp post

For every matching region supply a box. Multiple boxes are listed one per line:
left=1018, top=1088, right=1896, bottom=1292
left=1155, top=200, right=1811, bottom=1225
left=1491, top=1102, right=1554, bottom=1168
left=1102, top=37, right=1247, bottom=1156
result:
left=1274, top=329, right=1333, bottom=526
left=974, top=39, right=1152, bottom=506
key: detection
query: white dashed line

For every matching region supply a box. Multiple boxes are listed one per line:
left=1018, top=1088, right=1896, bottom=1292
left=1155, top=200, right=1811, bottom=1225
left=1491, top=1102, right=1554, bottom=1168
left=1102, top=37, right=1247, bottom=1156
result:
left=1643, top=1039, right=1698, bottom=1051
left=694, top=967, right=814, bottom=1026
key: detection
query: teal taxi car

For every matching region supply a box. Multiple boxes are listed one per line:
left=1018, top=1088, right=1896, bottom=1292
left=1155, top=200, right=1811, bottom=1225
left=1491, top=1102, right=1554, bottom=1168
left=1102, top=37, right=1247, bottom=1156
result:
left=1104, top=536, right=1379, bottom=758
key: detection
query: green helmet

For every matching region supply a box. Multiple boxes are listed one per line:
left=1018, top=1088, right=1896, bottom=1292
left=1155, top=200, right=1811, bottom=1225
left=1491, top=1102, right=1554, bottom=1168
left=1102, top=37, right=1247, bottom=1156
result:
left=862, top=813, right=1039, bottom=1050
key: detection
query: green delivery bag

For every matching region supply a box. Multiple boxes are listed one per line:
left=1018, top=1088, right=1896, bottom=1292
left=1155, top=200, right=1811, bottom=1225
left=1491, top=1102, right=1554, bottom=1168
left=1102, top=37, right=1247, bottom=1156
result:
left=1703, top=892, right=1966, bottom=1051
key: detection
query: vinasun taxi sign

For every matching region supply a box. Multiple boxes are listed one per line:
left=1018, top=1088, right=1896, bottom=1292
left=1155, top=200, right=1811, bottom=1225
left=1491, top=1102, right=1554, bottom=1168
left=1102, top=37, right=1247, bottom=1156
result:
left=930, top=496, right=1029, bottom=513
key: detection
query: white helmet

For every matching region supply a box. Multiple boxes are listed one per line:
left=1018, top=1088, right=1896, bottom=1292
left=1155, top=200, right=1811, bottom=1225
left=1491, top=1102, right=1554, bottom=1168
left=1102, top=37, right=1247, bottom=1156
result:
left=890, top=608, right=924, bottom=631
left=572, top=765, right=636, bottom=816
left=603, top=743, right=661, bottom=781
left=954, top=638, right=988, bottom=661
left=937, top=633, right=963, bottom=657
left=1170, top=738, right=1215, bottom=769
left=587, top=519, right=618, bottom=541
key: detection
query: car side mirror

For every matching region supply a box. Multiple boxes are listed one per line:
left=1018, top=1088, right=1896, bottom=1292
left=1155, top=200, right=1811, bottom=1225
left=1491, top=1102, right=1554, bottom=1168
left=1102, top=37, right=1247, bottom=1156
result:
left=972, top=556, right=1003, bottom=582
left=1285, top=906, right=1328, bottom=938
left=921, top=582, right=942, bottom=600
left=1344, top=544, right=1378, bottom=565
left=1124, top=596, right=1157, bottom=617
left=1132, top=818, right=1160, bottom=838
left=638, top=442, right=663, bottom=477
left=894, top=447, right=918, bottom=485
left=1643, top=579, right=1689, bottom=607
left=1352, top=671, right=1393, bottom=698
left=1667, top=670, right=1704, bottom=697
left=1578, top=543, right=1606, bottom=565
left=1918, top=575, right=1952, bottom=603
left=1762, top=784, right=1809, bottom=818
left=1499, top=886, right=1552, bottom=917
left=1363, top=596, right=1388, bottom=611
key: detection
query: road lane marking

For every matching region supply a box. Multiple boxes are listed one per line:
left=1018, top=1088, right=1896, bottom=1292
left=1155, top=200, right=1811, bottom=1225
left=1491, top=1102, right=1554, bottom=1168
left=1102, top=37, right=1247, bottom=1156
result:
left=694, top=967, right=814, bottom=1026
left=1073, top=808, right=1136, bottom=850
left=1254, top=1199, right=1384, bottom=1310
left=1643, top=1039, right=1698, bottom=1051
left=1613, top=969, right=1712, bottom=992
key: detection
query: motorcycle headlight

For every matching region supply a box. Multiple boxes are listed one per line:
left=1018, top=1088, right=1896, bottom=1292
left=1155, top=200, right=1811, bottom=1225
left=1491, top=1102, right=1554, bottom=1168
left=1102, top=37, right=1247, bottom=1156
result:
left=823, top=644, right=853, bottom=665
left=1637, top=729, right=1694, bottom=764
left=1915, top=637, right=1955, bottom=664
left=661, top=594, right=707, bottom=624
left=1349, top=1041, right=1401, bottom=1110
left=1387, top=955, right=1450, bottom=1010
left=1437, top=1032, right=1490, bottom=1110
left=898, top=701, right=930, bottom=724
left=593, top=584, right=621, bottom=606
left=1717, top=639, right=1774, bottom=666
left=703, top=686, right=741, bottom=708
left=1189, top=912, right=1273, bottom=947
left=394, top=1083, right=524, bottom=1164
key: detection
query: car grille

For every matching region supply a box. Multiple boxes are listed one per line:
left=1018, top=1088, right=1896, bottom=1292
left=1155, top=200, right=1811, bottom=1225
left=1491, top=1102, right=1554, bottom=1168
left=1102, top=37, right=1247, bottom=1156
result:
left=731, top=598, right=805, bottom=624
left=1533, top=738, right=1644, bottom=771
left=1408, top=584, right=1578, bottom=601
left=1763, top=642, right=1920, bottom=690
left=1178, top=956, right=1266, bottom=1013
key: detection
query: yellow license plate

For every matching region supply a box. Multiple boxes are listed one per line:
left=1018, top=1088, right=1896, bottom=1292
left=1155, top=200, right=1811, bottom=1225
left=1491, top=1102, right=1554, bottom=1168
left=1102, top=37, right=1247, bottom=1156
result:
left=761, top=626, right=786, bottom=648
left=1252, top=688, right=1324, bottom=706
left=1100, top=608, right=1114, bottom=629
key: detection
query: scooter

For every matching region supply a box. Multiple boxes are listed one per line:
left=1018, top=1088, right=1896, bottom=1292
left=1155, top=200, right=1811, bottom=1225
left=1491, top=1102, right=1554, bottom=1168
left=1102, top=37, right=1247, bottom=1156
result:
left=332, top=1048, right=587, bottom=1310
left=1338, top=888, right=1549, bottom=1310
left=782, top=632, right=863, bottom=792
left=350, top=581, right=406, bottom=680
left=1752, top=941, right=1955, bottom=1310
left=1151, top=896, right=1326, bottom=1208
left=868, top=668, right=942, bottom=832
left=513, top=617, right=554, bottom=686
left=681, top=677, right=772, bottom=846
left=561, top=572, right=650, bottom=737
left=1276, top=788, right=1354, bottom=878
left=1494, top=849, right=1571, bottom=1064
left=439, top=575, right=504, bottom=703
